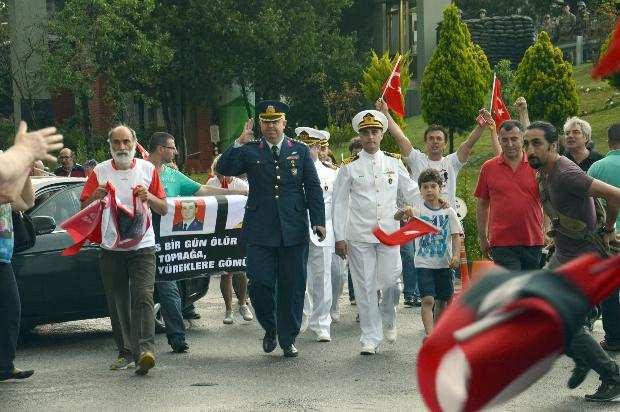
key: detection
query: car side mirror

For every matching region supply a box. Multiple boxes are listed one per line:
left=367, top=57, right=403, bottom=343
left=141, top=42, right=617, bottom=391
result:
left=32, top=216, right=56, bottom=235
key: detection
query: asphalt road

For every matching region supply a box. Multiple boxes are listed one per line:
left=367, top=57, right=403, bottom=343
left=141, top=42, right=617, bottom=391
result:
left=2, top=280, right=620, bottom=412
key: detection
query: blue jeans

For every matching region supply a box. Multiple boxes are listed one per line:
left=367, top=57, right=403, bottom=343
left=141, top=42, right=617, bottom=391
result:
left=400, top=240, right=419, bottom=299
left=0, top=262, right=20, bottom=372
left=156, top=281, right=186, bottom=343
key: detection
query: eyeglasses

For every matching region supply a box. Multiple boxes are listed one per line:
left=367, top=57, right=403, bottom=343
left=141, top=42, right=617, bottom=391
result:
left=58, top=156, right=71, bottom=160
left=160, top=145, right=177, bottom=151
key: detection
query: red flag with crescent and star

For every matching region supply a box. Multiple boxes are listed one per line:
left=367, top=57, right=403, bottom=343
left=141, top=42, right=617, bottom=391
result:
left=491, top=78, right=511, bottom=131
left=381, top=59, right=405, bottom=118
left=373, top=216, right=439, bottom=246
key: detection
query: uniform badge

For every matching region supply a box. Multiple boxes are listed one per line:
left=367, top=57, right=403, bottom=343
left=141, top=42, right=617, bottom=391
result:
left=324, top=185, right=329, bottom=191
left=388, top=178, right=393, bottom=184
left=292, top=168, right=298, bottom=176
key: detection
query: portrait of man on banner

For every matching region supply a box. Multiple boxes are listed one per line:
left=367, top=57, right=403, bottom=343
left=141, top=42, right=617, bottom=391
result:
left=172, top=199, right=205, bottom=232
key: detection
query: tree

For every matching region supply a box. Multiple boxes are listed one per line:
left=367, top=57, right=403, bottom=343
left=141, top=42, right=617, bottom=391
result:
left=421, top=4, right=487, bottom=153
left=40, top=0, right=173, bottom=153
left=493, top=59, right=518, bottom=117
left=360, top=50, right=411, bottom=153
left=513, top=31, right=579, bottom=129
left=191, top=0, right=360, bottom=129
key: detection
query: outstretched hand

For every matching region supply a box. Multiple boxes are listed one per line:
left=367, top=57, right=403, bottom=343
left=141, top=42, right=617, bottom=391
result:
left=14, top=121, right=64, bottom=162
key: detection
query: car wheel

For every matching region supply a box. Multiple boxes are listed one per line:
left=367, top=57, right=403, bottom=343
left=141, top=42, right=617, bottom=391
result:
left=154, top=303, right=166, bottom=334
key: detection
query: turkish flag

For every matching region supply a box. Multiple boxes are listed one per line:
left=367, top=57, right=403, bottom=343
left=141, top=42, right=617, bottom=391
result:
left=418, top=254, right=620, bottom=412
left=373, top=216, right=439, bottom=246
left=592, top=21, right=620, bottom=78
left=381, top=60, right=405, bottom=118
left=136, top=142, right=149, bottom=159
left=492, top=78, right=511, bottom=131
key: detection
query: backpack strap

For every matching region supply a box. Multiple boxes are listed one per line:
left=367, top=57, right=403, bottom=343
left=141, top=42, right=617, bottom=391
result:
left=536, top=171, right=590, bottom=240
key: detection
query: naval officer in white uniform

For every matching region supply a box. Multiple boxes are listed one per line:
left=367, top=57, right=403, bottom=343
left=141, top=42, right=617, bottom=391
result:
left=332, top=110, right=420, bottom=355
left=297, top=127, right=338, bottom=342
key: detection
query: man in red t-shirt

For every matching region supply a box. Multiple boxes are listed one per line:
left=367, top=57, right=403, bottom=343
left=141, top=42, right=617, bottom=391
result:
left=80, top=125, right=167, bottom=375
left=474, top=120, right=544, bottom=270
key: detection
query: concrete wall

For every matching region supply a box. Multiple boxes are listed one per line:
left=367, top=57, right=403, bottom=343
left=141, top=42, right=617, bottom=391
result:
left=8, top=0, right=49, bottom=128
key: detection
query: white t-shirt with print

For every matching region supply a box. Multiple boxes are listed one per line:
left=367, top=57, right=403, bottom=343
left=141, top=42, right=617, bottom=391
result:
left=405, top=149, right=464, bottom=207
left=413, top=200, right=462, bottom=269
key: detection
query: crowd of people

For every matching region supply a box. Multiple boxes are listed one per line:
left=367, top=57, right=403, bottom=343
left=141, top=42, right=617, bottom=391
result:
left=1, top=94, right=620, bottom=402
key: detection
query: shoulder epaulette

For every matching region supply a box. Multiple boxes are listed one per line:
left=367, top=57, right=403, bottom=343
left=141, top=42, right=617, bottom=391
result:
left=322, top=161, right=338, bottom=170
left=291, top=138, right=308, bottom=146
left=383, top=151, right=401, bottom=159
left=342, top=155, right=359, bottom=165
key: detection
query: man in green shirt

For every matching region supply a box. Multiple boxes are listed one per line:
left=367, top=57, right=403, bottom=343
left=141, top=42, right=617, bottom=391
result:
left=588, top=123, right=620, bottom=353
left=148, top=132, right=247, bottom=352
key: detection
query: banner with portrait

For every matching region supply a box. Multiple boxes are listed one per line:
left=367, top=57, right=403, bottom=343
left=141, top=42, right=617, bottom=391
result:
left=155, top=195, right=247, bottom=281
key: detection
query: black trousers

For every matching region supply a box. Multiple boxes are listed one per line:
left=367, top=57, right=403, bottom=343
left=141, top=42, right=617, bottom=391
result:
left=246, top=242, right=308, bottom=349
left=0, top=262, right=20, bottom=372
left=491, top=245, right=543, bottom=271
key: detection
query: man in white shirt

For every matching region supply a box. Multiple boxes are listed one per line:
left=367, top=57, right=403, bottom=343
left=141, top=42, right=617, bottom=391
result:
left=332, top=110, right=420, bottom=355
left=296, top=127, right=338, bottom=342
left=375, top=99, right=491, bottom=206
left=80, top=125, right=168, bottom=375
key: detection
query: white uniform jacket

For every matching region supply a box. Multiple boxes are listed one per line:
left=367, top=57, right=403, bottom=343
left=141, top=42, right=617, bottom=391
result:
left=332, top=150, right=420, bottom=244
left=309, top=159, right=337, bottom=248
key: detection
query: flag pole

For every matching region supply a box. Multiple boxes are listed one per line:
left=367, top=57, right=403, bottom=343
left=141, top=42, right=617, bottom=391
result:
left=489, top=72, right=497, bottom=112
left=380, top=55, right=403, bottom=101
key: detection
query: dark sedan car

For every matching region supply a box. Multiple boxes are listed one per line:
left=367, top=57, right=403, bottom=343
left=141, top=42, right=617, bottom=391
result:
left=12, top=176, right=210, bottom=331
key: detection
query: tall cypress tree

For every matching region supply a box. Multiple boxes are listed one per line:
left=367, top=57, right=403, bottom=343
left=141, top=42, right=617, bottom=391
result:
left=421, top=4, right=487, bottom=153
left=513, top=31, right=579, bottom=129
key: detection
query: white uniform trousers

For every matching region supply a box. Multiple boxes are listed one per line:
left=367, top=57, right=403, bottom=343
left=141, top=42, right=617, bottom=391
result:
left=330, top=253, right=345, bottom=312
left=348, top=241, right=401, bottom=348
left=302, top=243, right=333, bottom=337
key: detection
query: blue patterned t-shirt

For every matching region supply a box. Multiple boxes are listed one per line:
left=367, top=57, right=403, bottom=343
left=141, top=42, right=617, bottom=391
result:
left=0, top=203, right=14, bottom=263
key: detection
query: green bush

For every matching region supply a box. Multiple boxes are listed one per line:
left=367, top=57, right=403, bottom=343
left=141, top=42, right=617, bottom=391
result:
left=493, top=59, right=518, bottom=117
left=513, top=31, right=579, bottom=130
left=457, top=173, right=482, bottom=261
left=421, top=4, right=488, bottom=153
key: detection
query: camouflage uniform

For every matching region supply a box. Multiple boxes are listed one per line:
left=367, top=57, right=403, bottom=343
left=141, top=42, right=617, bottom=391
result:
left=557, top=10, right=576, bottom=43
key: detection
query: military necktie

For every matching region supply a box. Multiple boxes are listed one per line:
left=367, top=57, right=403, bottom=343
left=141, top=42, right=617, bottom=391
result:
left=183, top=223, right=187, bottom=230
left=272, top=145, right=279, bottom=161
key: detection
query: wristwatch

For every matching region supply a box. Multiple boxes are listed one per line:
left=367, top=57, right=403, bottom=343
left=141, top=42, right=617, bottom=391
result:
left=601, top=224, right=616, bottom=234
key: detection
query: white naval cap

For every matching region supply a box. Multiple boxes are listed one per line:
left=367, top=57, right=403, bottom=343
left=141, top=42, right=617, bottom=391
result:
left=351, top=110, right=388, bottom=133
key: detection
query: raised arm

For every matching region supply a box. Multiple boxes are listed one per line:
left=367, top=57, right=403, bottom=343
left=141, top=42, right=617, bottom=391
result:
left=482, top=111, right=501, bottom=156
left=456, top=109, right=488, bottom=163
left=376, top=98, right=413, bottom=157
left=515, top=97, right=530, bottom=128
left=0, top=122, right=63, bottom=201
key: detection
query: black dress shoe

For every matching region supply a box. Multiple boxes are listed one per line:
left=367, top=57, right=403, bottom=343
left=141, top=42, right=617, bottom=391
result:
left=283, top=344, right=299, bottom=357
left=585, top=381, right=620, bottom=401
left=170, top=339, right=189, bottom=353
left=183, top=311, right=201, bottom=320
left=567, top=363, right=590, bottom=389
left=263, top=330, right=277, bottom=353
left=0, top=368, right=34, bottom=381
